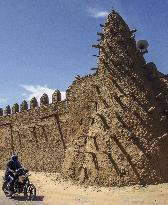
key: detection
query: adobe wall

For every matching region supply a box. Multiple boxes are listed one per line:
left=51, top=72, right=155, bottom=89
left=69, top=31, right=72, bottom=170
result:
left=0, top=98, right=68, bottom=173
left=62, top=67, right=168, bottom=186
left=0, top=74, right=99, bottom=173
left=62, top=11, right=168, bottom=187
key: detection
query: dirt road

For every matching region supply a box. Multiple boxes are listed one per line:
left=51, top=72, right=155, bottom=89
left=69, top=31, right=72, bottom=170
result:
left=0, top=170, right=167, bottom=205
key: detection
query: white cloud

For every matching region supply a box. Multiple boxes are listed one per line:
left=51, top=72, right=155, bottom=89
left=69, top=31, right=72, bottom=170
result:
left=87, top=8, right=109, bottom=18
left=20, top=84, right=66, bottom=102
left=0, top=97, right=8, bottom=104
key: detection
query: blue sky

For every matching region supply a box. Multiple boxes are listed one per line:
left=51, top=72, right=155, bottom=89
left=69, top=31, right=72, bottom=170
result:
left=0, top=0, right=168, bottom=108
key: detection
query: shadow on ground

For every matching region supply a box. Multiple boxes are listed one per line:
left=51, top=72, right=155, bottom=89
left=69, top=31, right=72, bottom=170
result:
left=11, top=195, right=44, bottom=201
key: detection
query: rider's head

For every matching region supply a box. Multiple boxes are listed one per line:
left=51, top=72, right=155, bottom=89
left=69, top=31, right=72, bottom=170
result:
left=11, top=154, right=18, bottom=161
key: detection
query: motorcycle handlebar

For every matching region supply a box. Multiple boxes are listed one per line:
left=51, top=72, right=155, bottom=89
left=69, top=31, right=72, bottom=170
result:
left=14, top=168, right=30, bottom=176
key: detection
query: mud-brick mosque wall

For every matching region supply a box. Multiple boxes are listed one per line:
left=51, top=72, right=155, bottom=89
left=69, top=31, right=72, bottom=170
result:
left=0, top=74, right=99, bottom=173
left=62, top=10, right=168, bottom=187
left=0, top=90, right=68, bottom=172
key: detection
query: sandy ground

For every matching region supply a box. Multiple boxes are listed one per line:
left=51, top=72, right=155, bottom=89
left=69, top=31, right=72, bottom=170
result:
left=0, top=170, right=168, bottom=205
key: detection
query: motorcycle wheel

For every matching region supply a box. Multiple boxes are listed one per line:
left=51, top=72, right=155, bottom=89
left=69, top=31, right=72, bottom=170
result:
left=2, top=182, right=9, bottom=196
left=24, top=184, right=36, bottom=201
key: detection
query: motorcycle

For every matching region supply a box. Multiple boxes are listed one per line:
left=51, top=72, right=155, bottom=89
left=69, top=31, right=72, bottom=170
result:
left=2, top=168, right=36, bottom=200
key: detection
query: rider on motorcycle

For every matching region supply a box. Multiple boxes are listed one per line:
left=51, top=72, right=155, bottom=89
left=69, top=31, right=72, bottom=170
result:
left=5, top=154, right=22, bottom=195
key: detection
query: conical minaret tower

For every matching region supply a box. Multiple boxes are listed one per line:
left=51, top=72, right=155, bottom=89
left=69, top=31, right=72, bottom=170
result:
left=94, top=10, right=168, bottom=185
left=97, top=11, right=146, bottom=76
left=63, top=10, right=168, bottom=186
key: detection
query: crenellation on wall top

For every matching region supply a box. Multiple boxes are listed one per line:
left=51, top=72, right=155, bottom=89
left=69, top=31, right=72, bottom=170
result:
left=30, top=97, right=38, bottom=109
left=52, top=90, right=61, bottom=103
left=4, top=105, right=11, bottom=115
left=12, top=103, right=19, bottom=114
left=40, top=93, right=49, bottom=107
left=0, top=108, right=3, bottom=116
left=20, top=100, right=28, bottom=112
left=0, top=89, right=65, bottom=117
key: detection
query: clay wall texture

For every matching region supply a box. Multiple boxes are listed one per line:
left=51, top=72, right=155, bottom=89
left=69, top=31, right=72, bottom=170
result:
left=1, top=10, right=168, bottom=187
left=0, top=101, right=67, bottom=173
